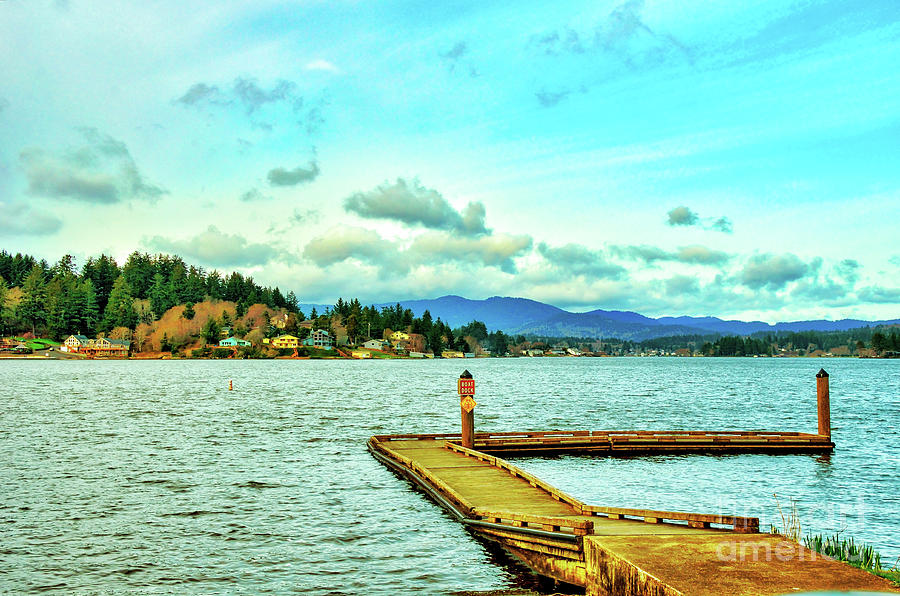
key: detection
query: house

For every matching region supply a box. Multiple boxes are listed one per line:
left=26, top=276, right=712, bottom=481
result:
left=62, top=335, right=91, bottom=353
left=84, top=338, right=130, bottom=357
left=311, top=329, right=333, bottom=349
left=407, top=333, right=426, bottom=353
left=351, top=350, right=372, bottom=359
left=442, top=350, right=464, bottom=358
left=302, top=329, right=333, bottom=350
left=363, top=339, right=387, bottom=351
left=219, top=337, right=251, bottom=347
left=389, top=331, right=410, bottom=343
left=272, top=335, right=299, bottom=349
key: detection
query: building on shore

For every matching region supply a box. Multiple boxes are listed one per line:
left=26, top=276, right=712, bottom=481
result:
left=363, top=339, right=388, bottom=351
left=219, top=337, right=251, bottom=347
left=303, top=329, right=333, bottom=350
left=271, top=335, right=299, bottom=349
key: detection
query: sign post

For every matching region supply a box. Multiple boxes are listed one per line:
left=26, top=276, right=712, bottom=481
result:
left=458, top=370, right=476, bottom=449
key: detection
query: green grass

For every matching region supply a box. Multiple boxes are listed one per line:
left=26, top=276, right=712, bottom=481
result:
left=14, top=337, right=61, bottom=350
left=804, top=533, right=900, bottom=585
left=771, top=494, right=899, bottom=586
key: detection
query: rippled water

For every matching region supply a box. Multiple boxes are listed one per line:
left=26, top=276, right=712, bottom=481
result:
left=1, top=358, right=897, bottom=594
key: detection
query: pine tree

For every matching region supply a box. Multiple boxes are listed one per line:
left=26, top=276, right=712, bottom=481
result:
left=149, top=272, right=176, bottom=318
left=19, top=266, right=48, bottom=336
left=0, top=274, right=8, bottom=334
left=103, top=277, right=138, bottom=330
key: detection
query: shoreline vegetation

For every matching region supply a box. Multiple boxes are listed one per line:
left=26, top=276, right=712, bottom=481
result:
left=1, top=249, right=898, bottom=361
left=772, top=495, right=900, bottom=587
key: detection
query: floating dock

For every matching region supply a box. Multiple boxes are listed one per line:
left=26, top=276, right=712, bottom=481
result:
left=369, top=371, right=899, bottom=595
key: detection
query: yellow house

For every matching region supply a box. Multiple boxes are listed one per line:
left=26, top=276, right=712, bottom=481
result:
left=272, top=334, right=299, bottom=349
left=390, top=331, right=410, bottom=342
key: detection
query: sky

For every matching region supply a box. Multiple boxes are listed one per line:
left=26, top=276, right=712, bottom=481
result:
left=1, top=0, right=898, bottom=322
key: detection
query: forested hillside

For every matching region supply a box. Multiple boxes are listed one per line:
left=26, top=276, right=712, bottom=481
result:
left=0, top=250, right=298, bottom=339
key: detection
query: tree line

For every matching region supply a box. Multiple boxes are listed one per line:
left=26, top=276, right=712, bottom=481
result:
left=0, top=250, right=298, bottom=340
left=635, top=326, right=900, bottom=357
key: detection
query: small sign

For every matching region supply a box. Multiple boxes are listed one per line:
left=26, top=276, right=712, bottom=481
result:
left=461, top=395, right=477, bottom=413
left=458, top=378, right=475, bottom=395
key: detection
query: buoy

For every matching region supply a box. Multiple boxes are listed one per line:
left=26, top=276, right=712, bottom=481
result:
left=229, top=379, right=233, bottom=391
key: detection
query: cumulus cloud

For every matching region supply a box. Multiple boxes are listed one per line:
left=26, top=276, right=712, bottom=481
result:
left=0, top=201, right=63, bottom=236
left=174, top=77, right=323, bottom=133
left=175, top=83, right=228, bottom=107
left=740, top=253, right=808, bottom=290
left=439, top=41, right=478, bottom=77
left=301, top=227, right=530, bottom=276
left=267, top=161, right=320, bottom=186
left=667, top=206, right=700, bottom=227
left=302, top=227, right=407, bottom=275
left=536, top=89, right=571, bottom=108
left=344, top=178, right=489, bottom=236
left=146, top=226, right=279, bottom=267
left=710, top=217, right=733, bottom=233
left=441, top=41, right=468, bottom=61
left=674, top=245, right=730, bottom=265
left=239, top=188, right=271, bottom=202
left=598, top=0, right=693, bottom=65
left=290, top=209, right=319, bottom=225
left=857, top=286, right=900, bottom=304
left=537, top=242, right=625, bottom=279
left=19, top=128, right=165, bottom=204
left=666, top=205, right=732, bottom=233
left=834, top=259, right=861, bottom=283
left=612, top=244, right=729, bottom=266
left=665, top=275, right=700, bottom=296
left=409, top=232, right=532, bottom=274
left=530, top=29, right=586, bottom=55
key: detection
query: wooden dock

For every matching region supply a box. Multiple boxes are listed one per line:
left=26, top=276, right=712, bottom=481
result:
left=368, top=430, right=897, bottom=595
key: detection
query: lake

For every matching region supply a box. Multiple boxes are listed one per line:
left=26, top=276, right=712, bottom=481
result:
left=1, top=357, right=897, bottom=594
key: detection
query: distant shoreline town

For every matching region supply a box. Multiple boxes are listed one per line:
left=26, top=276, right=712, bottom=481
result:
left=2, top=249, right=898, bottom=361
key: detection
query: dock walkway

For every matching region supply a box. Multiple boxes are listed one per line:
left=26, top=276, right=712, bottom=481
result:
left=369, top=431, right=898, bottom=596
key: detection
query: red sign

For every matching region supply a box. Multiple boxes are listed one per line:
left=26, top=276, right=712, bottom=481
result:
left=458, top=378, right=475, bottom=395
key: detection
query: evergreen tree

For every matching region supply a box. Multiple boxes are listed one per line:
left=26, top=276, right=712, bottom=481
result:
left=428, top=326, right=444, bottom=357
left=286, top=290, right=299, bottom=313
left=82, top=254, right=120, bottom=314
left=19, top=266, right=48, bottom=335
left=0, top=274, right=8, bottom=334
left=871, top=332, right=887, bottom=353
left=122, top=251, right=155, bottom=299
left=103, top=277, right=138, bottom=330
left=202, top=316, right=220, bottom=344
left=149, top=272, right=176, bottom=318
left=183, top=302, right=195, bottom=320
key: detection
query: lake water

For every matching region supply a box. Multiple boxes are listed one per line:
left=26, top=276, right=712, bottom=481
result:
left=1, top=358, right=897, bottom=594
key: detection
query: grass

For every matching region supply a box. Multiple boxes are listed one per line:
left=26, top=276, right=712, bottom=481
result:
left=771, top=493, right=900, bottom=586
left=11, top=337, right=61, bottom=350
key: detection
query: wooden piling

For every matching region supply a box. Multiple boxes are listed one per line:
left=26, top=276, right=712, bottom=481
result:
left=459, top=370, right=475, bottom=449
left=816, top=368, right=830, bottom=438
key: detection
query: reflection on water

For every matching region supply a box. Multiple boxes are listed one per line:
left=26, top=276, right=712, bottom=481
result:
left=1, top=357, right=897, bottom=594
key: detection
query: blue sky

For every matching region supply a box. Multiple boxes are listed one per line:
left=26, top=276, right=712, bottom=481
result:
left=1, top=0, right=898, bottom=321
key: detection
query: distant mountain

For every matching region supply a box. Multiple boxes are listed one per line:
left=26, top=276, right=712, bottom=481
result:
left=394, top=295, right=566, bottom=330
left=300, top=295, right=899, bottom=340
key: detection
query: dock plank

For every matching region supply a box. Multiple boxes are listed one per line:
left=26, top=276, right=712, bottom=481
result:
left=369, top=432, right=896, bottom=596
